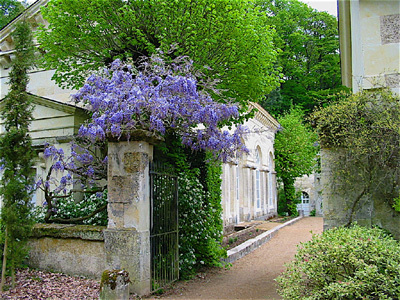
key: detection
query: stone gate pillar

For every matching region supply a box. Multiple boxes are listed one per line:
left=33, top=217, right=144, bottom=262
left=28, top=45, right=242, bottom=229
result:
left=103, top=139, right=153, bottom=296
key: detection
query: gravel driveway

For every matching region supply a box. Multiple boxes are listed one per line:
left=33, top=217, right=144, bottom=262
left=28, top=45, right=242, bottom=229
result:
left=149, top=217, right=323, bottom=300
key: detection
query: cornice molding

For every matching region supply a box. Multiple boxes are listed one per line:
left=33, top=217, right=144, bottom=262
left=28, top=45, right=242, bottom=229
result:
left=0, top=0, right=49, bottom=68
left=0, top=93, right=84, bottom=115
left=248, top=102, right=280, bottom=132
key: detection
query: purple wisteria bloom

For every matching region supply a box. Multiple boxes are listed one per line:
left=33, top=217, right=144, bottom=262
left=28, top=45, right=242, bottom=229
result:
left=35, top=52, right=248, bottom=203
left=72, top=52, right=248, bottom=161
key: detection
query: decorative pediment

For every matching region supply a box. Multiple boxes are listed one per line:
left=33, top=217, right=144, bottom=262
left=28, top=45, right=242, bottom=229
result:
left=0, top=0, right=49, bottom=69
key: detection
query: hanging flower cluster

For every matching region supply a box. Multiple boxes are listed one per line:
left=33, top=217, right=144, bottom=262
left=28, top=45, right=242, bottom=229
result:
left=72, top=53, right=248, bottom=161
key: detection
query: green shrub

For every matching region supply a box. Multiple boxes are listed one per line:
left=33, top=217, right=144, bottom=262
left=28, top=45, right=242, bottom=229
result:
left=309, top=209, right=316, bottom=216
left=178, top=167, right=226, bottom=279
left=34, top=192, right=108, bottom=226
left=276, top=225, right=400, bottom=299
left=393, top=194, right=400, bottom=212
left=155, top=135, right=226, bottom=279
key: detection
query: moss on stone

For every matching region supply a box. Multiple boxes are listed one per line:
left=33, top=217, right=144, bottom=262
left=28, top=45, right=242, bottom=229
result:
left=100, top=269, right=130, bottom=290
left=31, top=223, right=106, bottom=241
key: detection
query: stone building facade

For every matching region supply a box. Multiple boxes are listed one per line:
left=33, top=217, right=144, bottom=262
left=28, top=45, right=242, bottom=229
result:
left=294, top=173, right=323, bottom=217
left=221, top=102, right=279, bottom=230
left=320, top=0, right=400, bottom=238
left=339, top=0, right=399, bottom=94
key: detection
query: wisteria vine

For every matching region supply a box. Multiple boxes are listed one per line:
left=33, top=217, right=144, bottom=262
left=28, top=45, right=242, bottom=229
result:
left=72, top=54, right=248, bottom=160
left=37, top=52, right=248, bottom=223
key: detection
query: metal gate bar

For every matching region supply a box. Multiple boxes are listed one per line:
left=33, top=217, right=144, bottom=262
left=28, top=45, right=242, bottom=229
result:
left=150, top=161, right=179, bottom=292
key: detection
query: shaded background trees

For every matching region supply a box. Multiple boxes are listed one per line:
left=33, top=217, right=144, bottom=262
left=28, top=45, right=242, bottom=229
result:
left=258, top=0, right=343, bottom=117
left=274, top=108, right=318, bottom=215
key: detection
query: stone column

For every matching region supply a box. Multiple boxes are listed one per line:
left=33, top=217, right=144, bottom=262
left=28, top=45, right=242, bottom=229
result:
left=103, top=140, right=153, bottom=296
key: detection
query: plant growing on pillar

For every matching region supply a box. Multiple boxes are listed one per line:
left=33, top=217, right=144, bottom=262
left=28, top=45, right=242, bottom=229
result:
left=312, top=88, right=400, bottom=225
left=37, top=0, right=279, bottom=108
left=35, top=138, right=108, bottom=224
left=72, top=52, right=248, bottom=161
left=154, top=135, right=225, bottom=278
left=0, top=21, right=35, bottom=290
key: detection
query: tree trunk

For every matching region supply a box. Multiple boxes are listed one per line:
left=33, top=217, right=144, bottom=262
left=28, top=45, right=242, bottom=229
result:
left=11, top=261, right=15, bottom=289
left=0, top=227, right=8, bottom=291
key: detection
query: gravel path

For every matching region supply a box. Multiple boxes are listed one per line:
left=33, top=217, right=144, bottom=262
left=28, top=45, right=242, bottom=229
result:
left=150, top=217, right=323, bottom=300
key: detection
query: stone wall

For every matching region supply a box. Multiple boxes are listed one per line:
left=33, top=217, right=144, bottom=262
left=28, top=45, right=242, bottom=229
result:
left=321, top=149, right=400, bottom=240
left=28, top=224, right=106, bottom=279
left=339, top=0, right=400, bottom=94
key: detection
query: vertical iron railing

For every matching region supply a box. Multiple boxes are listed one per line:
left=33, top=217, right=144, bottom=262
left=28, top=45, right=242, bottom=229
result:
left=149, top=161, right=179, bottom=292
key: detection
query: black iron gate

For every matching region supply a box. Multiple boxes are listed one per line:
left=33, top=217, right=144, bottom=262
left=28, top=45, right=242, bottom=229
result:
left=149, top=161, right=179, bottom=292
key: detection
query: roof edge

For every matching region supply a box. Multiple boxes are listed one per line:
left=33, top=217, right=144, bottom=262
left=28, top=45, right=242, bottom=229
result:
left=0, top=0, right=49, bottom=43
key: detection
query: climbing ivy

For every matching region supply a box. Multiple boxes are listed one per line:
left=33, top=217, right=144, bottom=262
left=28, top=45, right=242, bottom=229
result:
left=155, top=135, right=226, bottom=278
left=312, top=88, right=400, bottom=223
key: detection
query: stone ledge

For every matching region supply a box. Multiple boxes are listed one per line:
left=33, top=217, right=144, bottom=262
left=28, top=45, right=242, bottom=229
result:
left=31, top=223, right=106, bottom=241
left=222, top=216, right=303, bottom=264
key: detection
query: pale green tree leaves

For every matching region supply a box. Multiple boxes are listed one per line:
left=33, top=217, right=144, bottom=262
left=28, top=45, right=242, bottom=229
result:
left=37, top=0, right=280, bottom=108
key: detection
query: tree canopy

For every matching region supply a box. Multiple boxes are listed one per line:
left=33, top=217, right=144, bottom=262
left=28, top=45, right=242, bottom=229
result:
left=0, top=0, right=24, bottom=29
left=274, top=108, right=318, bottom=214
left=258, top=0, right=343, bottom=116
left=37, top=0, right=280, bottom=108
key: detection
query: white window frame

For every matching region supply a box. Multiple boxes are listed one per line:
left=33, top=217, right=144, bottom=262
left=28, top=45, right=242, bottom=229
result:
left=255, top=149, right=261, bottom=211
left=268, top=152, right=274, bottom=208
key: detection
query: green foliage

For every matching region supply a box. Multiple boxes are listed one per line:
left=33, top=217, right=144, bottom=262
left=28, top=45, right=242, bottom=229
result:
left=275, top=108, right=318, bottom=181
left=0, top=0, right=25, bottom=29
left=37, top=0, right=280, bottom=108
left=228, top=237, right=238, bottom=244
left=309, top=209, right=316, bottom=217
left=258, top=0, right=343, bottom=116
left=277, top=185, right=288, bottom=216
left=0, top=20, right=35, bottom=288
left=178, top=167, right=225, bottom=278
left=34, top=192, right=108, bottom=226
left=276, top=225, right=400, bottom=299
left=394, top=195, right=400, bottom=213
left=155, top=135, right=226, bottom=278
left=312, top=89, right=400, bottom=218
left=274, top=108, right=318, bottom=215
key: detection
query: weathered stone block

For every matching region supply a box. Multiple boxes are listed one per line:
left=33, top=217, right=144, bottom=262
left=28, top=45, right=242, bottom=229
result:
left=103, top=229, right=151, bottom=296
left=123, top=152, right=148, bottom=173
left=105, top=140, right=153, bottom=295
left=108, top=175, right=139, bottom=204
left=381, top=14, right=400, bottom=44
left=100, top=269, right=130, bottom=300
left=28, top=224, right=106, bottom=278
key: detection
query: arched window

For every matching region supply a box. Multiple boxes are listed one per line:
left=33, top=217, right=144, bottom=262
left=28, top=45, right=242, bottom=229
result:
left=301, top=192, right=310, bottom=204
